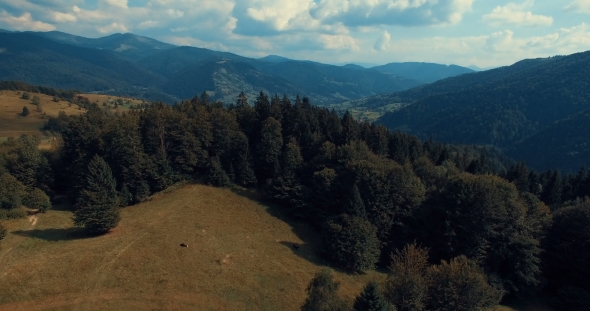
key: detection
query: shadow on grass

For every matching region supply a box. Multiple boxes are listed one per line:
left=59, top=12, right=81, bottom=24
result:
left=230, top=187, right=331, bottom=268
left=12, top=227, right=96, bottom=241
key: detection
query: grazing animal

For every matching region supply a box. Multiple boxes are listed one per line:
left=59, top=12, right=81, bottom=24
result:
left=292, top=244, right=300, bottom=250
left=180, top=243, right=188, bottom=248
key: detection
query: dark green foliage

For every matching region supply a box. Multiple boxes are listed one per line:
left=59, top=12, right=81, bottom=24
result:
left=74, top=155, right=120, bottom=234
left=345, top=184, right=366, bottom=218
left=384, top=243, right=430, bottom=311
left=426, top=256, right=503, bottom=311
left=544, top=199, right=590, bottom=293
left=31, top=95, right=40, bottom=105
left=323, top=214, right=381, bottom=273
left=353, top=281, right=395, bottom=311
left=555, top=286, right=590, bottom=311
left=301, top=269, right=348, bottom=311
left=21, top=92, right=30, bottom=100
left=256, top=117, right=283, bottom=182
left=0, top=222, right=6, bottom=241
left=0, top=173, right=26, bottom=209
left=21, top=106, right=30, bottom=116
left=24, top=188, right=51, bottom=212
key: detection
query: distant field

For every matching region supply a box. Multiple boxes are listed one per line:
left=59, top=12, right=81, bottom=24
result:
left=0, top=90, right=85, bottom=140
left=0, top=91, right=142, bottom=142
left=0, top=184, right=386, bottom=311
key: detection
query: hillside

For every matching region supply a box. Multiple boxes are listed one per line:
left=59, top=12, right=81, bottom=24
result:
left=0, top=184, right=384, bottom=310
left=375, top=51, right=590, bottom=171
left=371, top=62, right=474, bottom=83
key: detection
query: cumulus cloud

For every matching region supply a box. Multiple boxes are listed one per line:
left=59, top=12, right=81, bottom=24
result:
left=96, top=22, right=128, bottom=34
left=374, top=31, right=391, bottom=51
left=0, top=10, right=55, bottom=31
left=311, top=0, right=474, bottom=27
left=50, top=11, right=76, bottom=23
left=483, top=1, right=553, bottom=27
left=102, top=0, right=128, bottom=9
left=231, top=0, right=320, bottom=36
left=564, top=0, right=590, bottom=13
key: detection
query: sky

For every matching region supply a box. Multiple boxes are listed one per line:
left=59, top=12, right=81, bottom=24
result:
left=1, top=0, right=590, bottom=68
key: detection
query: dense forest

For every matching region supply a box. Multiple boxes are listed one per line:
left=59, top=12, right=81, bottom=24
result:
left=1, top=89, right=590, bottom=310
left=375, top=51, right=590, bottom=172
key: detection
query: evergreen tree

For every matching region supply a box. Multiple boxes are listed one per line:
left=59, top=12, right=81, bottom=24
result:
left=301, top=269, right=348, bottom=311
left=21, top=106, right=30, bottom=116
left=322, top=214, right=381, bottom=273
left=256, top=117, right=283, bottom=182
left=346, top=183, right=367, bottom=218
left=353, top=281, right=395, bottom=311
left=74, top=155, right=120, bottom=234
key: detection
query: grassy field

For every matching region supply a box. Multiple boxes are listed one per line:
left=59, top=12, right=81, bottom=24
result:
left=0, top=90, right=85, bottom=140
left=0, top=184, right=386, bottom=311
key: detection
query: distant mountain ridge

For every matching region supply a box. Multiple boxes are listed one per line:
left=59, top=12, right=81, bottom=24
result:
left=371, top=62, right=474, bottom=83
left=375, top=51, right=590, bottom=172
left=0, top=29, right=473, bottom=105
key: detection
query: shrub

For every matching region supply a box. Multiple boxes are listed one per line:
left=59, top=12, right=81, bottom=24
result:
left=24, top=188, right=52, bottom=212
left=31, top=95, right=40, bottom=105
left=21, top=106, right=30, bottom=117
left=21, top=92, right=30, bottom=100
left=301, top=269, right=348, bottom=311
left=0, top=173, right=27, bottom=209
left=0, top=208, right=27, bottom=220
left=0, top=223, right=6, bottom=241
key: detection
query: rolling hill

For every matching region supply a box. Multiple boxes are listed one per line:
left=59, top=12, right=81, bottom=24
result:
left=0, top=183, right=384, bottom=310
left=375, top=51, right=590, bottom=172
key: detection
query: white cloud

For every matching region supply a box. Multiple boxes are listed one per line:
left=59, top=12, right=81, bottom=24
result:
left=374, top=30, right=390, bottom=51
left=311, top=0, right=474, bottom=27
left=102, top=0, right=128, bottom=9
left=50, top=11, right=76, bottom=23
left=96, top=22, right=128, bottom=34
left=0, top=10, right=55, bottom=31
left=138, top=20, right=159, bottom=29
left=565, top=0, right=590, bottom=13
left=483, top=1, right=553, bottom=27
left=72, top=6, right=109, bottom=21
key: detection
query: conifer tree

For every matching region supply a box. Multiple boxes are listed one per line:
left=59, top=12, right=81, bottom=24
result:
left=256, top=117, right=283, bottom=182
left=346, top=183, right=367, bottom=218
left=74, top=155, right=120, bottom=234
left=353, top=281, right=395, bottom=311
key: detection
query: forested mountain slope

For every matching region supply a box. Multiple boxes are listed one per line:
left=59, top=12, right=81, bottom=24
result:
left=371, top=62, right=474, bottom=83
left=376, top=51, right=590, bottom=171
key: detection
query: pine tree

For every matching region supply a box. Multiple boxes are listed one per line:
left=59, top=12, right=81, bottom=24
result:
left=353, top=281, right=395, bottom=311
left=74, top=155, right=120, bottom=234
left=256, top=117, right=283, bottom=182
left=301, top=269, right=348, bottom=311
left=21, top=106, right=30, bottom=116
left=346, top=183, right=367, bottom=218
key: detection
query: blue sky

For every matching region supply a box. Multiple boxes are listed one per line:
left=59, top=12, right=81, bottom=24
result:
left=1, top=0, right=590, bottom=68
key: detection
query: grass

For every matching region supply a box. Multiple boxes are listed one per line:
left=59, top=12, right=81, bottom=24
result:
left=0, top=184, right=386, bottom=311
left=0, top=90, right=85, bottom=140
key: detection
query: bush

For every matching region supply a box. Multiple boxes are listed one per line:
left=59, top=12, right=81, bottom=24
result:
left=21, top=106, right=30, bottom=116
left=52, top=96, right=60, bottom=103
left=21, top=92, right=30, bottom=100
left=426, top=256, right=503, bottom=311
left=31, top=95, right=40, bottom=105
left=0, top=223, right=7, bottom=241
left=322, top=214, right=381, bottom=273
left=0, top=208, right=27, bottom=220
left=301, top=269, right=348, bottom=311
left=24, top=188, right=52, bottom=212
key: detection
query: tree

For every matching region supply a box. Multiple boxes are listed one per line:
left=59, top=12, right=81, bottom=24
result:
left=301, top=269, right=348, bottom=311
left=24, top=188, right=51, bottom=212
left=21, top=92, right=30, bottom=100
left=0, top=173, right=26, bottom=209
left=322, top=214, right=381, bottom=273
left=74, top=155, right=120, bottom=234
left=21, top=106, right=30, bottom=116
left=353, top=281, right=395, bottom=311
left=346, top=183, right=367, bottom=218
left=31, top=95, right=40, bottom=106
left=383, top=243, right=430, bottom=311
left=426, top=256, right=503, bottom=311
left=256, top=117, right=283, bottom=182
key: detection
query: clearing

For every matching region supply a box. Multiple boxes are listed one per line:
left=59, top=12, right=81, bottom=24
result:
left=0, top=184, right=385, bottom=311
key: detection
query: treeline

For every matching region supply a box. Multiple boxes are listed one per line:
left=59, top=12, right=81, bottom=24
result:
left=1, top=91, right=589, bottom=310
left=0, top=81, right=78, bottom=101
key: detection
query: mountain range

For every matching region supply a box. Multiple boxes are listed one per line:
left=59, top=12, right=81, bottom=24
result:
left=374, top=51, right=590, bottom=172
left=0, top=30, right=473, bottom=105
